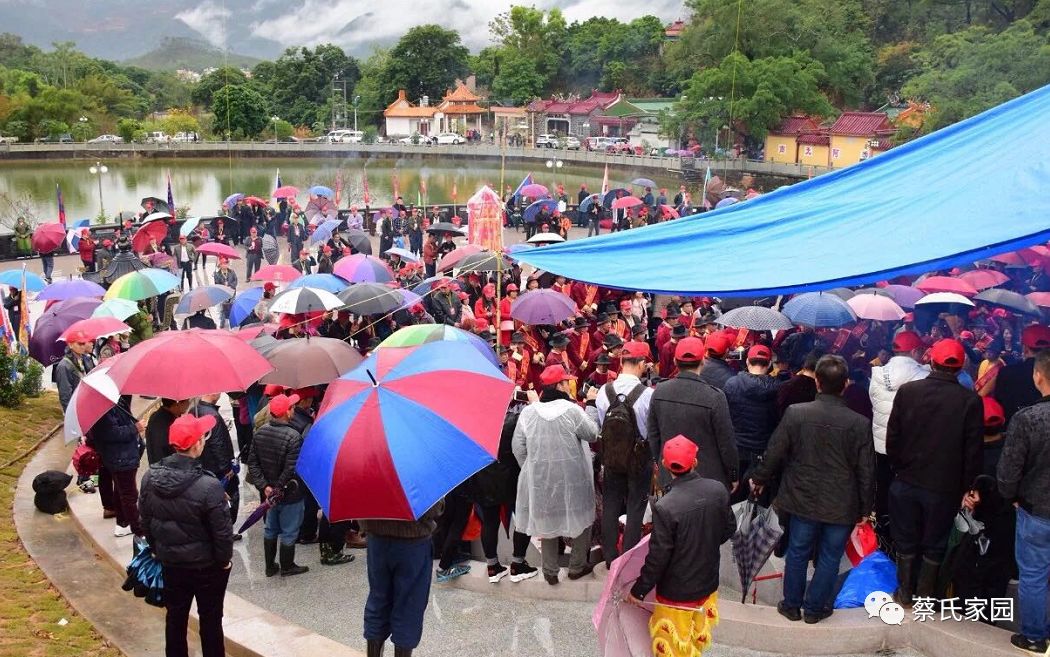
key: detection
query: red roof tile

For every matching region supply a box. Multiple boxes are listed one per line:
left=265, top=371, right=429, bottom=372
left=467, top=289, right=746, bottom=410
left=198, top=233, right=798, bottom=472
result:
left=797, top=133, right=830, bottom=146
left=830, top=112, right=894, bottom=136
left=771, top=116, right=821, bottom=136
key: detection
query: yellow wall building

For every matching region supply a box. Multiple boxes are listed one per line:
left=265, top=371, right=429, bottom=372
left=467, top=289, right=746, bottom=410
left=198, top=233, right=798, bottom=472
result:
left=764, top=116, right=821, bottom=164
left=828, top=112, right=895, bottom=167
left=797, top=134, right=830, bottom=167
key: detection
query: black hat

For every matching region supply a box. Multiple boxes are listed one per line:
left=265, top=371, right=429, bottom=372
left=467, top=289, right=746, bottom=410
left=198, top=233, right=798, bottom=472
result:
left=603, top=333, right=624, bottom=348
left=596, top=312, right=611, bottom=324
left=573, top=316, right=590, bottom=329
left=510, top=331, right=526, bottom=344
left=665, top=305, right=681, bottom=319
left=595, top=353, right=611, bottom=365
left=631, top=324, right=647, bottom=336
left=496, top=345, right=509, bottom=354
left=550, top=333, right=570, bottom=348
left=671, top=324, right=688, bottom=338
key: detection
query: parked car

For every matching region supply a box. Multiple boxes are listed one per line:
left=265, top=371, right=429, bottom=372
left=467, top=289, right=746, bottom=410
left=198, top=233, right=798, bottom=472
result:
left=36, top=133, right=74, bottom=144
left=88, top=134, right=124, bottom=144
left=0, top=135, right=18, bottom=144
left=397, top=134, right=434, bottom=145
left=561, top=135, right=581, bottom=150
left=535, top=133, right=558, bottom=148
left=434, top=132, right=465, bottom=145
left=324, top=129, right=364, bottom=143
left=145, top=131, right=169, bottom=144
left=171, top=131, right=199, bottom=142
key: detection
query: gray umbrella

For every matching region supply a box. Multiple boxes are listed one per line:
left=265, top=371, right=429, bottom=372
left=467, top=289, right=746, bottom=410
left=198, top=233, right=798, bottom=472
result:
left=731, top=499, right=783, bottom=603
left=262, top=234, right=280, bottom=265
left=458, top=251, right=512, bottom=273
left=344, top=229, right=373, bottom=255
left=260, top=337, right=364, bottom=388
left=337, top=283, right=405, bottom=315
left=716, top=306, right=794, bottom=331
left=974, top=288, right=1042, bottom=316
left=827, top=287, right=855, bottom=301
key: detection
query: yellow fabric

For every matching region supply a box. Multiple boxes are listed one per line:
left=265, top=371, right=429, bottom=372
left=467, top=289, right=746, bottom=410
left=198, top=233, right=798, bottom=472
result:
left=649, top=592, right=719, bottom=657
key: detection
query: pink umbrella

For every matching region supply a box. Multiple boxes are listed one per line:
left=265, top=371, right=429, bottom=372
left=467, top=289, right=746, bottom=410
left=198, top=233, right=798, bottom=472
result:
left=519, top=183, right=548, bottom=198
left=510, top=289, right=578, bottom=325
left=1026, top=292, right=1050, bottom=309
left=63, top=357, right=122, bottom=444
left=914, top=275, right=978, bottom=297
left=437, top=244, right=485, bottom=272
left=958, top=269, right=1009, bottom=291
left=250, top=264, right=302, bottom=283
left=196, top=242, right=242, bottom=260
left=58, top=317, right=131, bottom=342
left=846, top=293, right=905, bottom=321
left=594, top=536, right=654, bottom=657
left=988, top=251, right=1027, bottom=266
left=273, top=185, right=300, bottom=200
left=659, top=204, right=679, bottom=219
left=611, top=196, right=643, bottom=210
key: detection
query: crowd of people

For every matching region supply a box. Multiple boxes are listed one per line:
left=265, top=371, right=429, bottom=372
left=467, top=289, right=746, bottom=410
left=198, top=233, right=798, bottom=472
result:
left=22, top=176, right=1050, bottom=657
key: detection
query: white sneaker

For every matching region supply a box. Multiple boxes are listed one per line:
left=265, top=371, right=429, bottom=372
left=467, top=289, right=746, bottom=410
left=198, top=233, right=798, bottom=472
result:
left=113, top=525, right=133, bottom=537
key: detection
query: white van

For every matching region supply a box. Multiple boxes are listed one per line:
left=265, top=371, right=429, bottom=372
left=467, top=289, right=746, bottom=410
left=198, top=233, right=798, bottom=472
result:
left=325, top=129, right=364, bottom=144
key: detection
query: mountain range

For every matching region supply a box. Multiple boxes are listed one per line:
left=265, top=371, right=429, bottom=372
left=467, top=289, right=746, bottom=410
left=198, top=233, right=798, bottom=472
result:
left=124, top=37, right=260, bottom=72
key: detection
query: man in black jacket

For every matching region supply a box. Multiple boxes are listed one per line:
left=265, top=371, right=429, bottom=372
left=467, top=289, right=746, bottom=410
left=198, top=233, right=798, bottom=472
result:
left=647, top=336, right=738, bottom=490
left=697, top=332, right=735, bottom=390
left=139, top=413, right=233, bottom=657
left=997, top=325, right=1050, bottom=425
left=750, top=355, right=875, bottom=624
left=194, top=394, right=239, bottom=533
left=887, top=339, right=983, bottom=605
left=630, top=436, right=735, bottom=654
left=146, top=398, right=189, bottom=464
left=246, top=393, right=309, bottom=577
left=724, top=344, right=780, bottom=503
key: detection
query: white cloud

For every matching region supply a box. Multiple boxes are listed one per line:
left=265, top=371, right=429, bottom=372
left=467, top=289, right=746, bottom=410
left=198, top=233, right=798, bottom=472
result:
left=175, top=0, right=233, bottom=48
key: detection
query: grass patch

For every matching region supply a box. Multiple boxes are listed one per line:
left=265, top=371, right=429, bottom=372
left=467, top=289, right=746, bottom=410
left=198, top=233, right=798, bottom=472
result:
left=0, top=393, right=122, bottom=657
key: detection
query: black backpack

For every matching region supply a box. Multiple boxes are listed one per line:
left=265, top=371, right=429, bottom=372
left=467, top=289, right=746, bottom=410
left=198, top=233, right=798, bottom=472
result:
left=600, top=383, right=647, bottom=474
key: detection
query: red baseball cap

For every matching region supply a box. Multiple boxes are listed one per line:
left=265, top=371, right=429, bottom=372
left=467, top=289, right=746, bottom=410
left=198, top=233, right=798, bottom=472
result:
left=747, top=344, right=772, bottom=361
left=506, top=283, right=518, bottom=292
left=930, top=338, right=965, bottom=367
left=264, top=282, right=276, bottom=292
left=168, top=414, right=216, bottom=451
left=983, top=397, right=1005, bottom=429
left=706, top=332, right=732, bottom=356
left=1022, top=325, right=1050, bottom=350
left=475, top=317, right=490, bottom=332
left=621, top=341, right=651, bottom=360
left=662, top=435, right=698, bottom=474
left=269, top=393, right=301, bottom=416
left=892, top=330, right=924, bottom=352
left=674, top=337, right=706, bottom=363
left=538, top=365, right=575, bottom=387
left=902, top=312, right=914, bottom=322
left=959, top=330, right=975, bottom=342
left=63, top=329, right=92, bottom=344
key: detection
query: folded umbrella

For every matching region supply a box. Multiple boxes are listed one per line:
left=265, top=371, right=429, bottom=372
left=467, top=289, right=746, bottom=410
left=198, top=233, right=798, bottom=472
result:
left=29, top=297, right=101, bottom=365
left=260, top=337, right=364, bottom=388
left=251, top=264, right=302, bottom=283
left=337, top=283, right=404, bottom=315
left=287, top=273, right=349, bottom=294
left=301, top=340, right=512, bottom=521
left=333, top=254, right=394, bottom=283
left=32, top=223, right=67, bottom=254
left=196, top=242, right=241, bottom=260
left=104, top=268, right=180, bottom=301
left=593, top=535, right=656, bottom=657
left=437, top=244, right=484, bottom=272
left=510, top=289, right=578, bottom=325
left=847, top=292, right=906, bottom=321
left=611, top=196, right=643, bottom=210
left=273, top=185, right=300, bottom=200
left=0, top=269, right=46, bottom=292
left=379, top=324, right=500, bottom=368
left=384, top=247, right=420, bottom=263
left=37, top=279, right=107, bottom=301
left=64, top=358, right=122, bottom=443
left=106, top=328, right=273, bottom=397
left=343, top=229, right=372, bottom=255
left=268, top=287, right=344, bottom=314
left=59, top=317, right=130, bottom=342
left=782, top=292, right=857, bottom=328
left=175, top=285, right=235, bottom=315
left=731, top=498, right=783, bottom=603
left=92, top=298, right=140, bottom=321
left=230, top=287, right=265, bottom=326
left=716, top=306, right=794, bottom=331
left=309, top=218, right=342, bottom=245
left=261, top=234, right=280, bottom=265
left=974, top=288, right=1042, bottom=316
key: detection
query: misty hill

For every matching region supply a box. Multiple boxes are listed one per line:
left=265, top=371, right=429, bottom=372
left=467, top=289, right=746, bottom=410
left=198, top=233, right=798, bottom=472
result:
left=124, top=37, right=260, bottom=72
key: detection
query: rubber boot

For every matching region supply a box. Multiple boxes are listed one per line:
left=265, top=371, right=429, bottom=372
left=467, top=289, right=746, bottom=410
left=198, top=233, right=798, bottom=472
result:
left=894, top=554, right=915, bottom=607
left=915, top=557, right=941, bottom=599
left=263, top=538, right=279, bottom=578
left=366, top=639, right=385, bottom=657
left=393, top=646, right=412, bottom=657
left=279, top=543, right=309, bottom=577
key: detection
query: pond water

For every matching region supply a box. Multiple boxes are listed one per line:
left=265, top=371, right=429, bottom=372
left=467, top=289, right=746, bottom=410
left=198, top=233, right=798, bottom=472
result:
left=0, top=157, right=683, bottom=229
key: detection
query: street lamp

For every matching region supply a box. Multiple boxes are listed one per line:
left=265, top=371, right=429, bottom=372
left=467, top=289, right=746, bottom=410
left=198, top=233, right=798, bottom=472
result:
left=271, top=115, right=280, bottom=144
left=88, top=160, right=108, bottom=220
left=78, top=116, right=88, bottom=142
left=353, top=95, right=361, bottom=132
left=545, top=159, right=563, bottom=169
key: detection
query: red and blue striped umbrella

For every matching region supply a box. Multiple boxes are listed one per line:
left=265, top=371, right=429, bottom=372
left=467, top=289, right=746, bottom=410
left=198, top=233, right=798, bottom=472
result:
left=333, top=254, right=394, bottom=283
left=300, top=340, right=513, bottom=521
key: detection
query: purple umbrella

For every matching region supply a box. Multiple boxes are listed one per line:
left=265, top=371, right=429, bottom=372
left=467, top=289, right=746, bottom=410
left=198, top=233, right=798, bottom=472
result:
left=510, top=289, right=579, bottom=325
left=29, top=296, right=102, bottom=365
left=223, top=193, right=244, bottom=208
left=523, top=199, right=560, bottom=223
left=519, top=183, right=549, bottom=198
left=396, top=288, right=423, bottom=311
left=36, top=279, right=106, bottom=301
left=881, top=284, right=925, bottom=309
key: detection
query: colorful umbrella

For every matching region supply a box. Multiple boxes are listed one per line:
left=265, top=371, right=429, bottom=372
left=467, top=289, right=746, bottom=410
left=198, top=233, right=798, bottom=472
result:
left=847, top=292, right=906, bottom=321
left=915, top=292, right=976, bottom=307
left=510, top=289, right=578, bottom=325
left=92, top=298, right=140, bottom=321
left=273, top=185, right=300, bottom=200
left=174, top=285, right=235, bottom=315
left=31, top=223, right=66, bottom=253
left=333, top=254, right=394, bottom=283
left=593, top=535, right=656, bottom=657
left=958, top=269, right=1010, bottom=291
left=268, top=287, right=344, bottom=314
left=974, top=288, right=1042, bottom=316
left=301, top=340, right=512, bottom=521
left=104, top=268, right=180, bottom=301
left=526, top=232, right=565, bottom=244
left=384, top=247, right=420, bottom=263
left=250, top=264, right=302, bottom=283
left=0, top=269, right=46, bottom=292
left=518, top=183, right=549, bottom=199
left=59, top=317, right=130, bottom=342
left=523, top=199, right=559, bottom=223
left=309, top=185, right=335, bottom=199
left=230, top=287, right=266, bottom=326
left=715, top=306, right=794, bottom=331
left=782, top=292, right=857, bottom=328
left=411, top=276, right=463, bottom=296
left=105, top=328, right=273, bottom=397
left=880, top=284, right=925, bottom=309
left=260, top=337, right=364, bottom=388
left=309, top=218, right=342, bottom=245
left=37, top=279, right=106, bottom=301
left=29, top=297, right=101, bottom=364
left=914, top=275, right=978, bottom=297
left=378, top=324, right=500, bottom=368
left=287, top=273, right=349, bottom=294
left=196, top=242, right=241, bottom=260
left=131, top=221, right=169, bottom=254
left=611, top=196, right=643, bottom=210
left=63, top=358, right=122, bottom=444
left=437, top=244, right=484, bottom=272
left=337, top=283, right=405, bottom=315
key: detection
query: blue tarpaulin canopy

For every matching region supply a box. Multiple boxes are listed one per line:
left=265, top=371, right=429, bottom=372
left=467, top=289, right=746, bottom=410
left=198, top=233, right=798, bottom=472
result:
left=517, top=84, right=1050, bottom=296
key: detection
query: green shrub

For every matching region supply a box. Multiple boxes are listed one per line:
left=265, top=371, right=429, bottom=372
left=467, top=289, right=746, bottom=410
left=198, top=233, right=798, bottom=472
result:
left=0, top=349, right=45, bottom=408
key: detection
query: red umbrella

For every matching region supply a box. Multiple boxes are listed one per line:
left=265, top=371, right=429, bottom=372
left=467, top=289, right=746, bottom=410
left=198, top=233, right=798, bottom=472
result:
left=243, top=196, right=268, bottom=208
left=659, top=204, right=680, bottom=219
left=1026, top=292, right=1050, bottom=309
left=273, top=186, right=300, bottom=200
left=611, top=196, right=643, bottom=210
left=437, top=244, right=484, bottom=272
left=250, top=264, right=302, bottom=283
left=988, top=252, right=1027, bottom=266
left=958, top=269, right=1009, bottom=291
left=59, top=317, right=131, bottom=342
left=914, top=275, right=978, bottom=297
left=132, top=221, right=168, bottom=254
left=196, top=242, right=242, bottom=260
left=1019, top=245, right=1050, bottom=266
left=105, top=329, right=273, bottom=398
left=31, top=223, right=66, bottom=253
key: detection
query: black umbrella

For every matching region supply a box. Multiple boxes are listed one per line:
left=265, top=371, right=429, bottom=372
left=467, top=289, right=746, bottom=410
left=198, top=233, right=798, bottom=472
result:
left=426, top=222, right=464, bottom=235
left=716, top=306, right=794, bottom=331
left=344, top=229, right=373, bottom=255
left=140, top=196, right=169, bottom=213
left=458, top=251, right=512, bottom=273
left=827, top=287, right=855, bottom=301
left=731, top=498, right=783, bottom=603
left=337, top=283, right=405, bottom=315
left=974, top=288, right=1042, bottom=316
left=718, top=296, right=778, bottom=311
left=261, top=235, right=280, bottom=265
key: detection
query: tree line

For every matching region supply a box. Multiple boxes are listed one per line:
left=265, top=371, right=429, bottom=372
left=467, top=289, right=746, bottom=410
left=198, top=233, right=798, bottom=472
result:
left=0, top=0, right=1048, bottom=144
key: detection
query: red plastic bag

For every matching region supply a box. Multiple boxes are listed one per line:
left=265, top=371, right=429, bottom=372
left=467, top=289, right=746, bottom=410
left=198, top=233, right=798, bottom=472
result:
left=72, top=443, right=101, bottom=477
left=460, top=508, right=482, bottom=541
left=845, top=521, right=877, bottom=566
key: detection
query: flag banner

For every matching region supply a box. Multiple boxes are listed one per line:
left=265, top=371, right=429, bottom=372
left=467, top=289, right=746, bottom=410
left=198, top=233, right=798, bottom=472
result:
left=57, top=184, right=66, bottom=226
left=18, top=265, right=31, bottom=354
left=276, top=168, right=283, bottom=189
left=166, top=170, right=175, bottom=215
left=467, top=186, right=503, bottom=252
left=601, top=164, right=610, bottom=196
left=363, top=172, right=371, bottom=205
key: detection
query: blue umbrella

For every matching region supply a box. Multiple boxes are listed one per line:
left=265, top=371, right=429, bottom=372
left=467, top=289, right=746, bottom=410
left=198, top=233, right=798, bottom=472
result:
left=782, top=292, right=857, bottom=328
left=309, top=218, right=342, bottom=245
left=524, top=199, right=559, bottom=223
left=411, top=276, right=463, bottom=296
left=175, top=285, right=235, bottom=315
left=230, top=287, right=265, bottom=326
left=223, top=193, right=244, bottom=208
left=631, top=177, right=657, bottom=189
left=37, top=279, right=106, bottom=301
left=505, top=243, right=536, bottom=260
left=309, top=185, right=335, bottom=199
left=716, top=197, right=739, bottom=209
left=578, top=194, right=600, bottom=214
left=287, top=274, right=350, bottom=294
left=0, top=269, right=46, bottom=292
left=602, top=188, right=630, bottom=208
left=180, top=216, right=202, bottom=237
